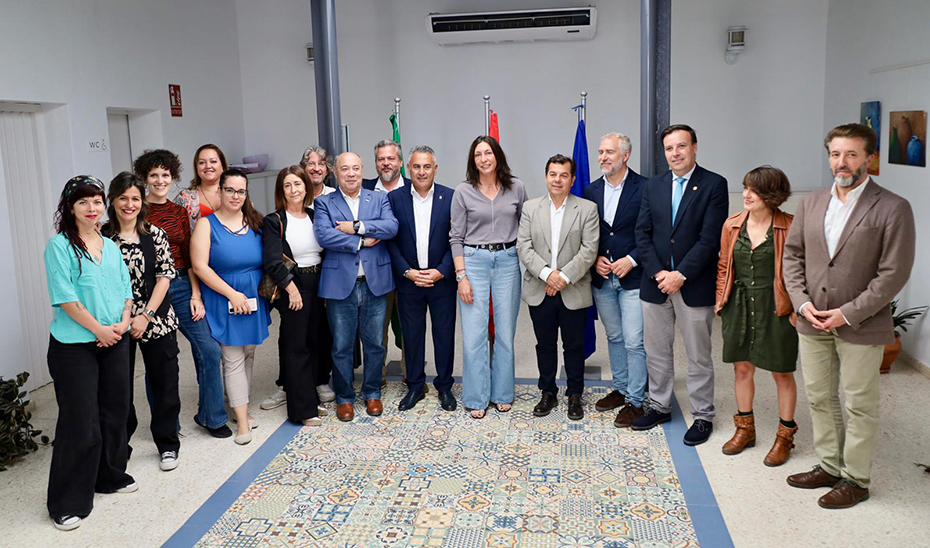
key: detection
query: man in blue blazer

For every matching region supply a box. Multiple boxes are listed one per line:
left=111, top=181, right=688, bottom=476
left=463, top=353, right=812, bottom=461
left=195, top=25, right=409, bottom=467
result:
left=583, top=132, right=648, bottom=428
left=632, top=124, right=728, bottom=446
left=315, top=152, right=398, bottom=422
left=362, top=139, right=411, bottom=381
left=386, top=145, right=457, bottom=412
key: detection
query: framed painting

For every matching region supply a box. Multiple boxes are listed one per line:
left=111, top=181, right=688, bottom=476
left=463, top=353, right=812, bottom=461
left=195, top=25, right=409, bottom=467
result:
left=889, top=110, right=926, bottom=167
left=860, top=101, right=881, bottom=175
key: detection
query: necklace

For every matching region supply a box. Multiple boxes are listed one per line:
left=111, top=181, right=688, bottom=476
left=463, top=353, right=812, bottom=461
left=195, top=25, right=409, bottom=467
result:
left=200, top=186, right=219, bottom=211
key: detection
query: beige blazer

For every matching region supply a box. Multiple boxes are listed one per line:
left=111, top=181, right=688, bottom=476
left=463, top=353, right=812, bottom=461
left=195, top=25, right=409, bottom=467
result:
left=517, top=193, right=600, bottom=309
left=782, top=180, right=915, bottom=345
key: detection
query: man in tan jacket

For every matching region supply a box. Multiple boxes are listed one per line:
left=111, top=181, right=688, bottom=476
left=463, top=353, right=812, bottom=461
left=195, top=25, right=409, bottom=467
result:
left=782, top=123, right=915, bottom=509
left=517, top=154, right=599, bottom=420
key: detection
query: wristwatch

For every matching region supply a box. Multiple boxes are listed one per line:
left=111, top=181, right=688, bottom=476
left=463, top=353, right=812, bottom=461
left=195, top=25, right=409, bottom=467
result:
left=142, top=308, right=156, bottom=320
left=455, top=271, right=467, bottom=282
left=352, top=220, right=361, bottom=234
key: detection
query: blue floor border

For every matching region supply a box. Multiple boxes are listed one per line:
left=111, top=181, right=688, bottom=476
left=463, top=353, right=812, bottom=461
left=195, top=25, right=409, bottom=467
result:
left=162, top=376, right=732, bottom=547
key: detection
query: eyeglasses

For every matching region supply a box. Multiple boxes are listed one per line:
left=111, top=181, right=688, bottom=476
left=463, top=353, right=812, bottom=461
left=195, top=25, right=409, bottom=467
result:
left=222, top=187, right=248, bottom=198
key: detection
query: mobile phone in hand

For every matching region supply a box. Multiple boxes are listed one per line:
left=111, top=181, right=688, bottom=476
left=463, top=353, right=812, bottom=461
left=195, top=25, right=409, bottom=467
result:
left=228, top=298, right=258, bottom=313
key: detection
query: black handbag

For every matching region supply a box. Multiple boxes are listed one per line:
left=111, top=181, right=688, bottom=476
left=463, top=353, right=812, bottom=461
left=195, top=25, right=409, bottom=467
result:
left=258, top=213, right=296, bottom=302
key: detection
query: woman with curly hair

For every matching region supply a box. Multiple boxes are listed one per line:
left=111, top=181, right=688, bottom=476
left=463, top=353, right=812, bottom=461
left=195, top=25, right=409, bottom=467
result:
left=715, top=166, right=799, bottom=467
left=44, top=176, right=136, bottom=531
left=135, top=149, right=230, bottom=439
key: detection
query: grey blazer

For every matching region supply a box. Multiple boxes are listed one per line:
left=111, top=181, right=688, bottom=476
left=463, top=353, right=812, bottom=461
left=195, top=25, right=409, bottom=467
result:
left=782, top=180, right=915, bottom=345
left=517, top=193, right=600, bottom=310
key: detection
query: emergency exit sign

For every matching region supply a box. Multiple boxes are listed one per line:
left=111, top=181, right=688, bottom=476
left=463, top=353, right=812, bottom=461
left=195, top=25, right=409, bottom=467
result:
left=169, top=84, right=182, bottom=117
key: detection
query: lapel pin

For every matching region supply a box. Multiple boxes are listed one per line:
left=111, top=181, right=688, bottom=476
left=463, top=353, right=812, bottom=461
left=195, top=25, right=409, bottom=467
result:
left=692, top=186, right=697, bottom=191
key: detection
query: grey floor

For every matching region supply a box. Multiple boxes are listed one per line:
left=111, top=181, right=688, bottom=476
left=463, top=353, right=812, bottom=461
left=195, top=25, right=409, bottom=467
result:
left=2, top=302, right=929, bottom=547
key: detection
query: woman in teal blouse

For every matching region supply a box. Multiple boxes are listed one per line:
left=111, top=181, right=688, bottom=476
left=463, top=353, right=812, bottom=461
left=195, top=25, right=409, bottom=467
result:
left=43, top=176, right=136, bottom=532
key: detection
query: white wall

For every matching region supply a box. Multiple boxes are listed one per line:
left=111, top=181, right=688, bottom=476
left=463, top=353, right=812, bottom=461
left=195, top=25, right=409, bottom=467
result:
left=671, top=0, right=829, bottom=190
left=823, top=0, right=930, bottom=365
left=0, top=0, right=247, bottom=384
left=235, top=0, right=643, bottom=198
left=235, top=0, right=317, bottom=170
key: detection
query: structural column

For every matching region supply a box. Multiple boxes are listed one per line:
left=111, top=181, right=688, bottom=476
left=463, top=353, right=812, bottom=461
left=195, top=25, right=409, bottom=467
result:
left=310, top=0, right=343, bottom=156
left=641, top=0, right=671, bottom=177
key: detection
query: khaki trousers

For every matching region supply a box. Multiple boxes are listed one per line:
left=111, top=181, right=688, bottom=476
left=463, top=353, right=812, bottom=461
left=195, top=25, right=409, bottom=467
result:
left=221, top=344, right=256, bottom=408
left=799, top=331, right=883, bottom=488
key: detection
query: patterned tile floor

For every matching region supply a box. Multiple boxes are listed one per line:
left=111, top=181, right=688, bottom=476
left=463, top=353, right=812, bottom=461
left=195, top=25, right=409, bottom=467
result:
left=188, top=384, right=701, bottom=548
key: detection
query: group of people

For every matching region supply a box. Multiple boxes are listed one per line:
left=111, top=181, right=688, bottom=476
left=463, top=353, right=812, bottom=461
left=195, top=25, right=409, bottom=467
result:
left=42, top=121, right=914, bottom=530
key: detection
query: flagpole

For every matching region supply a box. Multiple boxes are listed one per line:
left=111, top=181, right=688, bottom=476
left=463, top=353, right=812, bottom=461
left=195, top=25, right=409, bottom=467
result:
left=393, top=97, right=401, bottom=142
left=484, top=95, right=490, bottom=136
left=580, top=91, right=587, bottom=123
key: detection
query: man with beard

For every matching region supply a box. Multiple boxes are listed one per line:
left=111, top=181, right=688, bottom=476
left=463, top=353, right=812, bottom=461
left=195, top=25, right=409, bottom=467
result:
left=363, top=140, right=411, bottom=383
left=260, top=146, right=338, bottom=412
left=783, top=123, right=914, bottom=509
left=583, top=133, right=648, bottom=427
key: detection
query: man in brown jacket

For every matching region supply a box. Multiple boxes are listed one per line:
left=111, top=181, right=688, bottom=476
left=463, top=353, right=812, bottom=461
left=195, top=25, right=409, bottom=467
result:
left=782, top=123, right=915, bottom=509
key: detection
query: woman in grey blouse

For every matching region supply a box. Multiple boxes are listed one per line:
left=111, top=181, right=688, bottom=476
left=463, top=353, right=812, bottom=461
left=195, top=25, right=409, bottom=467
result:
left=450, top=136, right=528, bottom=418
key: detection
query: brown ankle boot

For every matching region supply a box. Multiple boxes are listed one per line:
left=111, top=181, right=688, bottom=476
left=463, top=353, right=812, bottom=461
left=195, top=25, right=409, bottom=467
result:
left=721, top=413, right=755, bottom=455
left=763, top=423, right=798, bottom=467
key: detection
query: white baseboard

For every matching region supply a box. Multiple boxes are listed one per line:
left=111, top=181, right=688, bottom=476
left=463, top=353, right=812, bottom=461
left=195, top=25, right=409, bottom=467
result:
left=899, top=351, right=930, bottom=380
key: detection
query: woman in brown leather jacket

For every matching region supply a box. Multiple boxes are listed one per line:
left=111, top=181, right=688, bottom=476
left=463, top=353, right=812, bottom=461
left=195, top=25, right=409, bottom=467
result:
left=715, top=166, right=798, bottom=467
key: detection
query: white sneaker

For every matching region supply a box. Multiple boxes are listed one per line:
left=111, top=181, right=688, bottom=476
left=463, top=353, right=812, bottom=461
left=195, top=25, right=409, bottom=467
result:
left=234, top=431, right=252, bottom=445
left=116, top=481, right=139, bottom=494
left=160, top=451, right=179, bottom=471
left=260, top=388, right=287, bottom=410
left=53, top=515, right=82, bottom=531
left=317, top=384, right=336, bottom=403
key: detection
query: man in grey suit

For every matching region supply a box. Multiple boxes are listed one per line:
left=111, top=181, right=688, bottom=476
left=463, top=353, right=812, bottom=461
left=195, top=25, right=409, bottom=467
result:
left=517, top=154, right=600, bottom=420
left=783, top=123, right=915, bottom=509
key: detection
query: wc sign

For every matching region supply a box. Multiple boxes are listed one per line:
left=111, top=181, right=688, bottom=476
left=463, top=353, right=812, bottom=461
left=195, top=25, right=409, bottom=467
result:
left=169, top=84, right=182, bottom=117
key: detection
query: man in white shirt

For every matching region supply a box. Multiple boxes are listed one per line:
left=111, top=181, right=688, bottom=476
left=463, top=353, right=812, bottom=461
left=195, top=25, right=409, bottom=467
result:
left=783, top=123, right=915, bottom=509
left=362, top=140, right=411, bottom=382
left=386, top=146, right=458, bottom=412
left=516, top=155, right=600, bottom=420
left=583, top=133, right=649, bottom=427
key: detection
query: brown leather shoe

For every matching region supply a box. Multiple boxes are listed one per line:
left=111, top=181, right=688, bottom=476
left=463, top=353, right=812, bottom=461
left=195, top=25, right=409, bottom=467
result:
left=366, top=398, right=383, bottom=416
left=722, top=413, right=755, bottom=455
left=336, top=403, right=354, bottom=422
left=818, top=479, right=870, bottom=509
left=613, top=403, right=644, bottom=428
left=786, top=465, right=841, bottom=489
left=595, top=390, right=626, bottom=412
left=763, top=423, right=798, bottom=467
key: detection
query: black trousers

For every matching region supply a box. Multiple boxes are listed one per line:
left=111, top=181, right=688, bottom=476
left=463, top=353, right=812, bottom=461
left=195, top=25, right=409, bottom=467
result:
left=47, top=335, right=134, bottom=520
left=127, top=332, right=181, bottom=455
left=276, top=271, right=325, bottom=422
left=276, top=278, right=332, bottom=389
left=528, top=293, right=588, bottom=396
left=396, top=287, right=456, bottom=393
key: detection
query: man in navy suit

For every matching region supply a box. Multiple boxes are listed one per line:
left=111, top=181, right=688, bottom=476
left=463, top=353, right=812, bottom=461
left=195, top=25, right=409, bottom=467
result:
left=387, top=145, right=457, bottom=412
left=632, top=124, right=728, bottom=446
left=362, top=139, right=411, bottom=382
left=583, top=132, right=648, bottom=428
left=315, top=152, right=398, bottom=422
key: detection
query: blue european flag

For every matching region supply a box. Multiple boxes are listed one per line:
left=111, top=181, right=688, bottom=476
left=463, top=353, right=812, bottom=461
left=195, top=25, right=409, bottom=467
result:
left=571, top=118, right=597, bottom=359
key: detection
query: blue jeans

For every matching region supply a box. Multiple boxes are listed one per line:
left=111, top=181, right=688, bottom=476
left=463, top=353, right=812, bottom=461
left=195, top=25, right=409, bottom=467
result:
left=169, top=275, right=227, bottom=429
left=591, top=275, right=647, bottom=407
left=327, top=280, right=387, bottom=405
left=459, top=246, right=521, bottom=410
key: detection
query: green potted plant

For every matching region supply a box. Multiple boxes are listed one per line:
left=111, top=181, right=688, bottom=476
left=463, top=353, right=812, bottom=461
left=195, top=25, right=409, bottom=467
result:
left=0, top=372, right=48, bottom=471
left=881, top=300, right=928, bottom=374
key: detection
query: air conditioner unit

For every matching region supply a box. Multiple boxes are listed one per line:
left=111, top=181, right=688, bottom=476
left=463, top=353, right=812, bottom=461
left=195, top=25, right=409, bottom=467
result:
left=426, top=7, right=597, bottom=46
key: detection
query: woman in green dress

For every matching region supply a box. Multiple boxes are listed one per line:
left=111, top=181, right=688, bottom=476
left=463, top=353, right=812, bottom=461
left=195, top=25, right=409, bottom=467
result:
left=715, top=166, right=798, bottom=467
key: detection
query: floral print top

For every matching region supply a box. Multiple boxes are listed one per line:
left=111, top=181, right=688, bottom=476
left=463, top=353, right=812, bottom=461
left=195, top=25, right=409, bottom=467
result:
left=113, top=225, right=179, bottom=342
left=175, top=188, right=215, bottom=233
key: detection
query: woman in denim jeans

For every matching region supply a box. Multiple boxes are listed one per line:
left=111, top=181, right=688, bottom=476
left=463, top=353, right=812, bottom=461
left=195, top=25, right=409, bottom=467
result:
left=450, top=136, right=527, bottom=419
left=136, top=149, right=230, bottom=438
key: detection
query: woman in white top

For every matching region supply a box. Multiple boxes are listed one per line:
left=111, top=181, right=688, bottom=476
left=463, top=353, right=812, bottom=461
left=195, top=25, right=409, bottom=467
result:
left=262, top=166, right=328, bottom=426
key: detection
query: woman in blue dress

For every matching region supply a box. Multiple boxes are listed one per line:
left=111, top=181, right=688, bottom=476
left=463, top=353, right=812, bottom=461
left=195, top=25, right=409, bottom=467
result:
left=191, top=169, right=271, bottom=445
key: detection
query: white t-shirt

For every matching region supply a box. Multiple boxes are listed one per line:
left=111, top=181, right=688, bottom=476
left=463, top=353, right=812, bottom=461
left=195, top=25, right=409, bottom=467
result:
left=285, top=211, right=322, bottom=267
